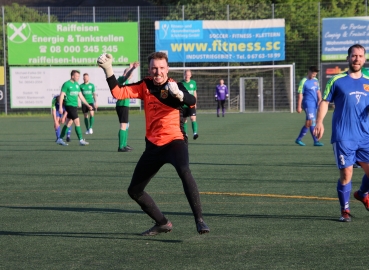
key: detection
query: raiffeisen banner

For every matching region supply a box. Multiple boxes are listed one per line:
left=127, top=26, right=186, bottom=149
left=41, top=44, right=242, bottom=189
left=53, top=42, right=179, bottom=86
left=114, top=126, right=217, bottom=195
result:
left=322, top=17, right=369, bottom=61
left=7, top=22, right=138, bottom=65
left=155, top=19, right=285, bottom=63
left=10, top=66, right=141, bottom=108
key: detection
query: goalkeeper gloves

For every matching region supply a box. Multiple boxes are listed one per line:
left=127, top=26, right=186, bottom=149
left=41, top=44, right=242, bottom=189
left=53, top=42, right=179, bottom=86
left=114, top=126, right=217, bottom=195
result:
left=166, top=82, right=184, bottom=102
left=226, top=94, right=229, bottom=100
left=215, top=95, right=218, bottom=101
left=97, top=53, right=114, bottom=78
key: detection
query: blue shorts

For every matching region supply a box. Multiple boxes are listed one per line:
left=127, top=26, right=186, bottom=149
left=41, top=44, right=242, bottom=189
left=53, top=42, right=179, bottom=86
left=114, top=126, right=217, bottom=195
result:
left=332, top=140, right=369, bottom=169
left=56, top=110, right=64, bottom=118
left=304, top=107, right=317, bottom=124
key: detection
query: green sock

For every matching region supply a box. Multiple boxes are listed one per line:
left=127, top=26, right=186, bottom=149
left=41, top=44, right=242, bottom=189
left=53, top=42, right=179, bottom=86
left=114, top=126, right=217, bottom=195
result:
left=84, top=118, right=89, bottom=130
left=75, top=126, right=83, bottom=140
left=183, top=122, right=188, bottom=134
left=60, top=125, right=68, bottom=139
left=122, top=130, right=127, bottom=147
left=90, top=116, right=94, bottom=129
left=125, top=128, right=129, bottom=147
left=192, top=121, right=198, bottom=134
left=118, top=129, right=126, bottom=149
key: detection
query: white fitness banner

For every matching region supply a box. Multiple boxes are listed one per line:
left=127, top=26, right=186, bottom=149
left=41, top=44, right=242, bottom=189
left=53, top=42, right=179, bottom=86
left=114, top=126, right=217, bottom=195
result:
left=10, top=66, right=141, bottom=108
left=155, top=19, right=285, bottom=63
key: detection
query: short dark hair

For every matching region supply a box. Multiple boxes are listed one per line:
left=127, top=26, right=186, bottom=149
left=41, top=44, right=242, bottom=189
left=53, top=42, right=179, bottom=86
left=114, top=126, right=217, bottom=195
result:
left=71, top=70, right=80, bottom=77
left=148, top=51, right=168, bottom=65
left=348, top=44, right=366, bottom=56
left=308, top=66, right=319, bottom=72
left=83, top=73, right=88, bottom=76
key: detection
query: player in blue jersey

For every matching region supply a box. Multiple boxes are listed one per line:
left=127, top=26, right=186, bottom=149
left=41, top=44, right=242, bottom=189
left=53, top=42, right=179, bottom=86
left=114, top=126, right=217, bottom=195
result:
left=295, top=66, right=323, bottom=147
left=51, top=95, right=72, bottom=142
left=314, top=44, right=369, bottom=222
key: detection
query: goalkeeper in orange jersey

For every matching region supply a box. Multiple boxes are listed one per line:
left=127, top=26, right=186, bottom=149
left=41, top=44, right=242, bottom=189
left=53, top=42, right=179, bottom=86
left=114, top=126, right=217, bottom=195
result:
left=97, top=52, right=210, bottom=236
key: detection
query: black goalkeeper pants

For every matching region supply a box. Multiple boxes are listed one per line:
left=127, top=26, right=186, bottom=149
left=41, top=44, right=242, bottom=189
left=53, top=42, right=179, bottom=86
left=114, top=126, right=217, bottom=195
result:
left=217, top=99, right=226, bottom=110
left=127, top=138, right=203, bottom=225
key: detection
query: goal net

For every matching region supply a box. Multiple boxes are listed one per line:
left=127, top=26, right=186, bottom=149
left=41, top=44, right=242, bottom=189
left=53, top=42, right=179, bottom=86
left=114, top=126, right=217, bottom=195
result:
left=168, top=64, right=295, bottom=113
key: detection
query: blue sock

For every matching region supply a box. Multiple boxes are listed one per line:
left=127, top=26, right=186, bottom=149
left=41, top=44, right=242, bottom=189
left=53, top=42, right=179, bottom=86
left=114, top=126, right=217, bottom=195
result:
left=297, top=126, right=308, bottom=141
left=337, top=180, right=351, bottom=210
left=55, top=126, right=60, bottom=139
left=358, top=174, right=369, bottom=197
left=309, top=126, right=318, bottom=143
left=67, top=127, right=72, bottom=138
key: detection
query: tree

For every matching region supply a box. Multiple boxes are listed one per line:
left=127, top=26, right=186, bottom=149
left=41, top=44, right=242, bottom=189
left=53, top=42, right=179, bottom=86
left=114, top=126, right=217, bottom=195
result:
left=148, top=0, right=367, bottom=77
left=275, top=0, right=366, bottom=77
left=148, top=0, right=272, bottom=5
left=0, top=3, right=58, bottom=65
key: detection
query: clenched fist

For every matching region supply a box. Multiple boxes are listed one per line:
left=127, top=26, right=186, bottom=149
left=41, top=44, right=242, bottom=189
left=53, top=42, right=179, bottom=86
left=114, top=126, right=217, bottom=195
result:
left=166, top=82, right=184, bottom=102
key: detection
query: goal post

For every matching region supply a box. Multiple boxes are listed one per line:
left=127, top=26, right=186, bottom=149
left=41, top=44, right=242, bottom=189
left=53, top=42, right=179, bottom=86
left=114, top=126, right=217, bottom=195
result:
left=169, top=64, right=295, bottom=113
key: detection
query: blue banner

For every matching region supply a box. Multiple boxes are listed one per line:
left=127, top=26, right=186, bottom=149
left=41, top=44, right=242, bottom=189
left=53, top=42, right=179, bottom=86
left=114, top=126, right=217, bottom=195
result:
left=155, top=20, right=285, bottom=63
left=322, top=17, right=369, bottom=61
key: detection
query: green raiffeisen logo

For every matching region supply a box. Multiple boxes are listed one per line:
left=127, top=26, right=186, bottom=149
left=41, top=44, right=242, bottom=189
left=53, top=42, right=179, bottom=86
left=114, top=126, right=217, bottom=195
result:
left=7, top=22, right=139, bottom=66
left=8, top=23, right=31, bottom=43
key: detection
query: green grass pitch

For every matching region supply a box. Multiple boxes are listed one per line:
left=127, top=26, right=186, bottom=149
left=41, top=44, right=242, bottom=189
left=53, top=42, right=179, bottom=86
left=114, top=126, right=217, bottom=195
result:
left=1, top=112, right=369, bottom=269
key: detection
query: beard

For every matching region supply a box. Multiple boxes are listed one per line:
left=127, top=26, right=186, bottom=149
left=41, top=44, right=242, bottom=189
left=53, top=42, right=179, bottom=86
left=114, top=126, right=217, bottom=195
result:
left=349, top=62, right=363, bottom=72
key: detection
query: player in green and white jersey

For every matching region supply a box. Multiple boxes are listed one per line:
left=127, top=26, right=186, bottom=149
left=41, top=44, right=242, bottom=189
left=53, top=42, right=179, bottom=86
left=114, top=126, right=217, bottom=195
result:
left=56, top=70, right=93, bottom=146
left=116, top=62, right=139, bottom=152
left=80, top=73, right=97, bottom=135
left=181, top=70, right=199, bottom=140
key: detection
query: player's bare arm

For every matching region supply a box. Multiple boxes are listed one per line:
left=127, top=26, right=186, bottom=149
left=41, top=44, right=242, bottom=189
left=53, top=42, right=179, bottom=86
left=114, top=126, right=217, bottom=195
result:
left=59, top=92, right=66, bottom=115
left=61, top=111, right=67, bottom=124
left=52, top=109, right=58, bottom=125
left=313, top=100, right=329, bottom=140
left=123, top=61, right=140, bottom=81
left=78, top=92, right=93, bottom=110
left=297, top=93, right=303, bottom=113
left=194, top=90, right=197, bottom=108
left=93, top=92, right=98, bottom=109
left=122, top=63, right=136, bottom=80
left=317, top=90, right=322, bottom=106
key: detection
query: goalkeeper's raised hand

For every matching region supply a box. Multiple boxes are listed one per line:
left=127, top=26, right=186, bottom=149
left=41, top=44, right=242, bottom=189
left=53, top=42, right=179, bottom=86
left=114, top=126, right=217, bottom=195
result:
left=166, top=82, right=184, bottom=102
left=97, top=53, right=114, bottom=78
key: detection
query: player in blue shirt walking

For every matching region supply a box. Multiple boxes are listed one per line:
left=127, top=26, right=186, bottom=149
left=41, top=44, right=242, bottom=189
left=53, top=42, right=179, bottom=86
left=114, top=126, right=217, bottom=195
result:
left=295, top=66, right=324, bottom=146
left=314, top=44, right=369, bottom=222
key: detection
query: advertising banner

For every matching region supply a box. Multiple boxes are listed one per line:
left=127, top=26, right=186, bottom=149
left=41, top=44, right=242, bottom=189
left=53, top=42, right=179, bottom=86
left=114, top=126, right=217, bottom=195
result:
left=320, top=62, right=369, bottom=89
left=0, top=66, right=4, bottom=85
left=0, top=66, right=4, bottom=105
left=155, top=19, right=285, bottom=63
left=7, top=22, right=138, bottom=65
left=0, top=86, right=4, bottom=105
left=10, top=66, right=141, bottom=108
left=322, top=17, right=369, bottom=61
